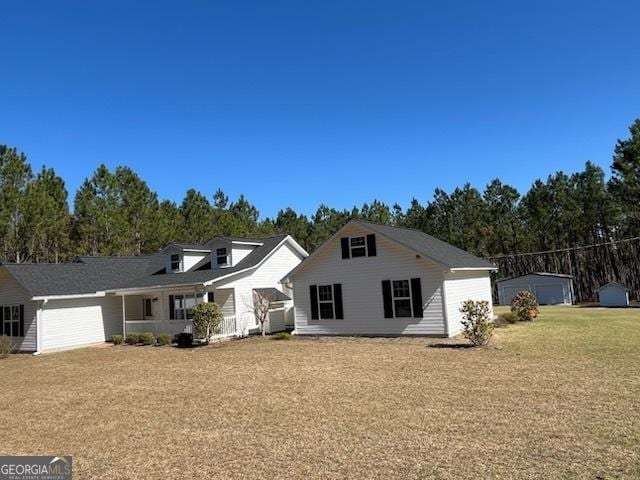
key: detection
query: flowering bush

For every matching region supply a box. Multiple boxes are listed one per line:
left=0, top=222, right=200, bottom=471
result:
left=510, top=291, right=539, bottom=321
left=459, top=300, right=494, bottom=346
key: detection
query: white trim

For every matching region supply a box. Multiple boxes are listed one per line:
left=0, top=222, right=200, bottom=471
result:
left=32, top=292, right=107, bottom=301
left=450, top=267, right=497, bottom=272
left=231, top=240, right=264, bottom=246
left=33, top=300, right=46, bottom=356
left=316, top=284, right=336, bottom=320
left=181, top=248, right=211, bottom=253
left=390, top=279, right=413, bottom=318
left=348, top=235, right=368, bottom=258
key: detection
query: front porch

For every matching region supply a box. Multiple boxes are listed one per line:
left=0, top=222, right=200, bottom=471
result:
left=118, top=286, right=238, bottom=339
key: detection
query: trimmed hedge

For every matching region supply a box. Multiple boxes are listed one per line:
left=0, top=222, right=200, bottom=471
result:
left=271, top=332, right=291, bottom=340
left=125, top=333, right=140, bottom=345
left=139, top=332, right=156, bottom=345
left=112, top=334, right=124, bottom=345
left=156, top=333, right=173, bottom=346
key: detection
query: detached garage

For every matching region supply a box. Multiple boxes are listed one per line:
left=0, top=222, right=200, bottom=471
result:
left=497, top=273, right=574, bottom=305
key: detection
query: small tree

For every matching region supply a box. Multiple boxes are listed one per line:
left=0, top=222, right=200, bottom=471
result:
left=192, top=303, right=223, bottom=344
left=510, top=291, right=539, bottom=321
left=248, top=290, right=280, bottom=336
left=459, top=300, right=494, bottom=347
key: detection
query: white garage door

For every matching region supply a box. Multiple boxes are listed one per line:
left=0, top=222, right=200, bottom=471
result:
left=42, top=297, right=122, bottom=351
left=535, top=285, right=565, bottom=305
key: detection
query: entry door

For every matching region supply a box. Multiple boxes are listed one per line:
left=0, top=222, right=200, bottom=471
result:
left=142, top=297, right=159, bottom=320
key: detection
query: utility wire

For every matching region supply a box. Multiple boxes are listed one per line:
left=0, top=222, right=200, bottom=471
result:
left=488, top=236, right=640, bottom=259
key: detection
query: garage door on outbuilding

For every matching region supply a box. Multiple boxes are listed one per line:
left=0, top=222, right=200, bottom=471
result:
left=497, top=273, right=574, bottom=305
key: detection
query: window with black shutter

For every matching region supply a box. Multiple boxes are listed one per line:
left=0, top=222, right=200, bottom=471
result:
left=310, top=284, right=343, bottom=320
left=382, top=279, right=422, bottom=319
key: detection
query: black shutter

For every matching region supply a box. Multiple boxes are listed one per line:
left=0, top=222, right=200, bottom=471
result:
left=366, top=234, right=377, bottom=257
left=310, top=285, right=319, bottom=320
left=19, top=304, right=25, bottom=337
left=411, top=278, right=423, bottom=318
left=341, top=238, right=350, bottom=259
left=0, top=306, right=4, bottom=335
left=333, top=284, right=344, bottom=319
left=169, top=295, right=175, bottom=320
left=382, top=280, right=393, bottom=318
left=207, top=291, right=215, bottom=303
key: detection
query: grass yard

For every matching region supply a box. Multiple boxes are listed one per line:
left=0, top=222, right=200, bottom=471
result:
left=1, top=307, right=639, bottom=479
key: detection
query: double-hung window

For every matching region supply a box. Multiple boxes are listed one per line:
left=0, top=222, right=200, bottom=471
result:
left=172, top=294, right=202, bottom=320
left=318, top=285, right=335, bottom=319
left=392, top=280, right=413, bottom=317
left=2, top=305, right=21, bottom=337
left=143, top=298, right=153, bottom=319
left=350, top=236, right=367, bottom=257
left=216, top=248, right=228, bottom=266
left=170, top=254, right=182, bottom=272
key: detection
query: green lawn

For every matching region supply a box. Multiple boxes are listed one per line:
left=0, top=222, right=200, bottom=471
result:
left=0, top=306, right=639, bottom=479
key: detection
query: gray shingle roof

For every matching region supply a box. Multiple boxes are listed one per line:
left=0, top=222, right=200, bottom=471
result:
left=495, top=272, right=573, bottom=283
left=1, top=234, right=290, bottom=297
left=353, top=220, right=496, bottom=269
left=253, top=287, right=291, bottom=302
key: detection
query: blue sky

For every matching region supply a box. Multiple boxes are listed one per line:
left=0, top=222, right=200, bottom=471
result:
left=1, top=0, right=639, bottom=218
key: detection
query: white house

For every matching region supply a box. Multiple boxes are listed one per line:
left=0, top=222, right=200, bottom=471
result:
left=283, top=220, right=496, bottom=337
left=0, top=235, right=307, bottom=354
left=496, top=273, right=574, bottom=305
left=597, top=282, right=630, bottom=307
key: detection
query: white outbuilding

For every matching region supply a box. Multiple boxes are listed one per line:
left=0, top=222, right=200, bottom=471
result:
left=496, top=272, right=574, bottom=305
left=597, top=282, right=630, bottom=307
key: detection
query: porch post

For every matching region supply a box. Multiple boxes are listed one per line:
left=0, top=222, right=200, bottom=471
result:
left=121, top=295, right=126, bottom=336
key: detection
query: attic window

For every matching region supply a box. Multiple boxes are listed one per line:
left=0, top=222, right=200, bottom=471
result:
left=170, top=254, right=182, bottom=271
left=350, top=236, right=367, bottom=257
left=216, top=248, right=228, bottom=266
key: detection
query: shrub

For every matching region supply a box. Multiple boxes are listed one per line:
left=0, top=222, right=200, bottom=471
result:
left=139, top=332, right=156, bottom=345
left=156, top=333, right=173, bottom=346
left=499, top=312, right=518, bottom=324
left=459, top=300, right=494, bottom=347
left=176, top=332, right=193, bottom=348
left=0, top=335, right=14, bottom=358
left=511, top=291, right=539, bottom=321
left=125, top=333, right=140, bottom=345
left=271, top=332, right=291, bottom=340
left=192, top=303, right=223, bottom=344
left=112, top=334, right=124, bottom=345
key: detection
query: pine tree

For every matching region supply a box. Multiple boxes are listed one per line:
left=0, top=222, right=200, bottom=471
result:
left=0, top=146, right=33, bottom=262
left=610, top=119, right=640, bottom=236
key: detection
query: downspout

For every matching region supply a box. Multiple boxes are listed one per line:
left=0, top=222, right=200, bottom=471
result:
left=33, top=299, right=47, bottom=356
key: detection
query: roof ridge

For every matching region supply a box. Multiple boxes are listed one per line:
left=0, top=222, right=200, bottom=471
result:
left=353, top=219, right=440, bottom=237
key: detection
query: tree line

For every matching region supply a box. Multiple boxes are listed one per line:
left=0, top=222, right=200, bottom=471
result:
left=2, top=119, right=640, bottom=301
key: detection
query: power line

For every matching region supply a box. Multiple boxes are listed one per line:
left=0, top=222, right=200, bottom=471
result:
left=488, top=236, right=640, bottom=259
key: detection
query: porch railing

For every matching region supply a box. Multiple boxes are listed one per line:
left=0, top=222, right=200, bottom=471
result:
left=125, top=316, right=237, bottom=339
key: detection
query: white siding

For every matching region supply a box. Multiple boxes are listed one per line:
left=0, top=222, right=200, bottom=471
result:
left=497, top=274, right=573, bottom=305
left=231, top=244, right=257, bottom=267
left=0, top=268, right=37, bottom=352
left=41, top=296, right=123, bottom=352
left=291, top=224, right=447, bottom=336
left=443, top=271, right=493, bottom=336
left=210, top=288, right=235, bottom=317
left=266, top=308, right=286, bottom=333
left=223, top=241, right=305, bottom=332
left=598, top=284, right=630, bottom=307
left=183, top=252, right=208, bottom=271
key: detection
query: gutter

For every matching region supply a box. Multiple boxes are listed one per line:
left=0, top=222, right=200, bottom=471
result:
left=33, top=299, right=47, bottom=356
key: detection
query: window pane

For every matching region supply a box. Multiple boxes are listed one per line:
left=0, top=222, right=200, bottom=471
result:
left=394, top=299, right=412, bottom=317
left=351, top=247, right=366, bottom=257
left=392, top=280, right=410, bottom=298
left=217, top=255, right=227, bottom=265
left=175, top=309, right=185, bottom=320
left=350, top=236, right=365, bottom=247
left=12, top=321, right=20, bottom=336
left=319, top=302, right=334, bottom=319
left=4, top=307, right=10, bottom=320
left=12, top=306, right=20, bottom=321
left=216, top=248, right=226, bottom=255
left=318, top=285, right=333, bottom=301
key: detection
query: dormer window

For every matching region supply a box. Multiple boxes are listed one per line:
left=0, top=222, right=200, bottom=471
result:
left=350, top=236, right=367, bottom=257
left=170, top=254, right=182, bottom=272
left=216, top=248, right=228, bottom=266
